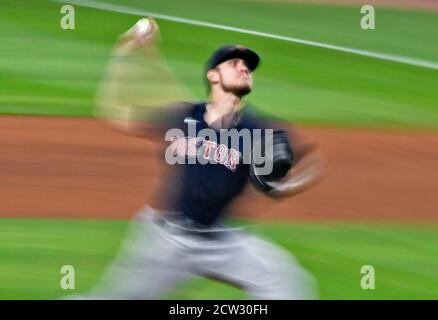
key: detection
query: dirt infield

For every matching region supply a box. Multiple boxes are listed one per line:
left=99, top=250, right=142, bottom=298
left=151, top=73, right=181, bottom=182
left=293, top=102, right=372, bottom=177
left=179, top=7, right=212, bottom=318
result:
left=1, top=116, right=437, bottom=221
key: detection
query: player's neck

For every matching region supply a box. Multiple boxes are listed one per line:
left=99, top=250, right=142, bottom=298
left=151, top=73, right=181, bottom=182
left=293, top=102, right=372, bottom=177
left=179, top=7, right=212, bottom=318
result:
left=208, top=91, right=243, bottom=115
left=205, top=92, right=244, bottom=128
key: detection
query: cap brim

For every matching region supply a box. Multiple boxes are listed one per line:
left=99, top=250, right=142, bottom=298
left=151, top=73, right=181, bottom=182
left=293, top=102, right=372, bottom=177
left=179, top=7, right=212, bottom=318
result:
left=216, top=48, right=260, bottom=72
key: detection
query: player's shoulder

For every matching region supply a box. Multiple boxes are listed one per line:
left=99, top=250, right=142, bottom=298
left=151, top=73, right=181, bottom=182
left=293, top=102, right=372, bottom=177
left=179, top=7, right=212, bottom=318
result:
left=166, top=101, right=202, bottom=115
left=241, top=104, right=292, bottom=132
left=159, top=101, right=204, bottom=126
left=172, top=101, right=207, bottom=118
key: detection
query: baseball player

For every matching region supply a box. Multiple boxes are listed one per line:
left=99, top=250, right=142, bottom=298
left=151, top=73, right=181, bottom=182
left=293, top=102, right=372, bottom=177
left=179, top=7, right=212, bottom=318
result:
left=83, top=18, right=325, bottom=300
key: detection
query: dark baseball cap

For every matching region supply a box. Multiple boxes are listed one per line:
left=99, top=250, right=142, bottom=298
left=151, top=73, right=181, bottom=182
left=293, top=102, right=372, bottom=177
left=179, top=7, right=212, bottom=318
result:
left=206, top=45, right=260, bottom=72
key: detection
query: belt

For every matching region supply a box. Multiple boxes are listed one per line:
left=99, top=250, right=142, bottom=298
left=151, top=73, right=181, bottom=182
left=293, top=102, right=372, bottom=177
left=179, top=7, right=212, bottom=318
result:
left=151, top=213, right=227, bottom=240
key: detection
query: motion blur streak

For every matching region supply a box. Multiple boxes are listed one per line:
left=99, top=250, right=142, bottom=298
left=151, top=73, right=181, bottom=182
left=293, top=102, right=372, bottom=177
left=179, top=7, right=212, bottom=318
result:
left=52, top=0, right=438, bottom=70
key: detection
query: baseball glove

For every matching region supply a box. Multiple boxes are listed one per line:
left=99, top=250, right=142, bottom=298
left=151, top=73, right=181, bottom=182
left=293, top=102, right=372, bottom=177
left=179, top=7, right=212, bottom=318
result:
left=249, top=130, right=294, bottom=195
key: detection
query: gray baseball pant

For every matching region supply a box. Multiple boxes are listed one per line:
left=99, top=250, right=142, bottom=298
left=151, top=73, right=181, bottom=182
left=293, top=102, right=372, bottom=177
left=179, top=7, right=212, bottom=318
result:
left=83, top=206, right=317, bottom=300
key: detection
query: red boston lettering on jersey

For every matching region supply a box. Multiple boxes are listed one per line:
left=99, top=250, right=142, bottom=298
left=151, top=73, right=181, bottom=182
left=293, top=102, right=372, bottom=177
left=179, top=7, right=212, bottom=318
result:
left=169, top=137, right=241, bottom=171
left=169, top=136, right=179, bottom=157
left=203, top=140, right=217, bottom=160
left=187, top=137, right=200, bottom=157
left=214, top=144, right=228, bottom=163
left=225, top=148, right=241, bottom=171
left=177, top=137, right=188, bottom=157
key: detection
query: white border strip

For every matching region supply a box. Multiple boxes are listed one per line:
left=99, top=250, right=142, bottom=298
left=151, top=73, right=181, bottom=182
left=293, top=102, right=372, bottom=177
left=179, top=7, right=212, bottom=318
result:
left=55, top=0, right=438, bottom=70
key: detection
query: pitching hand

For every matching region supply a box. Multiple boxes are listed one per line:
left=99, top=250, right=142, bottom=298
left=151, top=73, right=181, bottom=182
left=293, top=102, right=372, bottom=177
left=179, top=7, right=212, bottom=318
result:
left=115, top=17, right=160, bottom=55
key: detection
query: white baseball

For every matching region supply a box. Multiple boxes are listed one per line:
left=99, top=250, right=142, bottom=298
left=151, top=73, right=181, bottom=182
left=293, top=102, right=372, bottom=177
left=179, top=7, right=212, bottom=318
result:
left=135, top=18, right=152, bottom=36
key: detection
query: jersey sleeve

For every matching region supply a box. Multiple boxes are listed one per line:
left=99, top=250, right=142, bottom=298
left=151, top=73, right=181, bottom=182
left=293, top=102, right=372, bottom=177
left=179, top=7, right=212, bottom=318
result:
left=126, top=101, right=197, bottom=139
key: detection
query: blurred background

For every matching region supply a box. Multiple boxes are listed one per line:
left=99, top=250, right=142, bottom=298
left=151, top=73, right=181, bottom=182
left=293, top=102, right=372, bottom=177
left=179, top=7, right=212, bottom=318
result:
left=1, top=0, right=438, bottom=299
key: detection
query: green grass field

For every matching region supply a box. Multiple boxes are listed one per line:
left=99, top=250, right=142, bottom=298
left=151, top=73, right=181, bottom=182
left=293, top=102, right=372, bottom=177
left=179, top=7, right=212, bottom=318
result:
left=1, top=218, right=438, bottom=299
left=1, top=0, right=438, bottom=299
left=1, top=0, right=438, bottom=126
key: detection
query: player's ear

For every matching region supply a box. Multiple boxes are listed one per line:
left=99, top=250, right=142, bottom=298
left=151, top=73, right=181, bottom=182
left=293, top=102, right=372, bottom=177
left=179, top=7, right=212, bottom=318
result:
left=207, top=69, right=219, bottom=84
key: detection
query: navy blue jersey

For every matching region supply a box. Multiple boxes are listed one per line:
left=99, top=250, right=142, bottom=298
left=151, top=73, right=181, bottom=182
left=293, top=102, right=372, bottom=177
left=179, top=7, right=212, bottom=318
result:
left=155, top=102, right=274, bottom=226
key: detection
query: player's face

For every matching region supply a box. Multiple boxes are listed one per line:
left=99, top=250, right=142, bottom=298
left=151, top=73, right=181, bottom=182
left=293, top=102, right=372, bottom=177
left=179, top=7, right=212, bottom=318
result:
left=215, top=58, right=253, bottom=96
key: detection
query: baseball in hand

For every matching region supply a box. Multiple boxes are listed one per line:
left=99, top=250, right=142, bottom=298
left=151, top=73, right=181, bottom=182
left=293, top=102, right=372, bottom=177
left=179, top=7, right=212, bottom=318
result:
left=134, top=18, right=152, bottom=37
left=117, top=17, right=158, bottom=53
